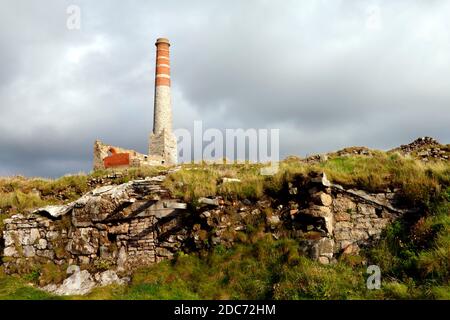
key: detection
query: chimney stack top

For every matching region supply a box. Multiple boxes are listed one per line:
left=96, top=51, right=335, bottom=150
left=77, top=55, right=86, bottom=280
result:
left=155, top=38, right=170, bottom=46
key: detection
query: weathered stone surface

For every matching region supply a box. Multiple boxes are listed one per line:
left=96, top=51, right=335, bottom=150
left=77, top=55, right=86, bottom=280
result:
left=350, top=229, right=368, bottom=241
left=302, top=205, right=331, bottom=218
left=108, top=224, right=129, bottom=235
left=333, top=196, right=357, bottom=213
left=36, top=249, right=54, bottom=259
left=334, top=212, right=351, bottom=222
left=300, top=206, right=333, bottom=234
left=335, top=221, right=352, bottom=230
left=318, top=256, right=330, bottom=264
left=198, top=197, right=220, bottom=206
left=46, top=231, right=60, bottom=241
left=3, top=232, right=14, bottom=247
left=23, top=245, right=36, bottom=257
left=67, top=265, right=80, bottom=274
left=37, top=239, right=48, bottom=250
left=342, top=243, right=360, bottom=255
left=311, top=172, right=331, bottom=187
left=66, top=228, right=100, bottom=255
left=34, top=205, right=72, bottom=218
left=317, top=238, right=334, bottom=259
left=52, top=270, right=96, bottom=296
left=95, top=270, right=125, bottom=287
left=4, top=246, right=18, bottom=257
left=117, top=246, right=127, bottom=272
left=357, top=203, right=376, bottom=215
left=335, top=231, right=351, bottom=241
left=311, top=192, right=333, bottom=207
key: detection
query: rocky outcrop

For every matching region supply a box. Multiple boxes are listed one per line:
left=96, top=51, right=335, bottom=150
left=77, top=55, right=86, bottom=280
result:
left=392, top=137, right=449, bottom=162
left=294, top=137, right=449, bottom=164
left=42, top=266, right=128, bottom=296
left=302, top=147, right=373, bottom=164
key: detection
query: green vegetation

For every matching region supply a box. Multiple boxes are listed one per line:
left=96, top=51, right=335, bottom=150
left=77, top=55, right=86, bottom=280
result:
left=163, top=153, right=449, bottom=208
left=0, top=167, right=165, bottom=214
left=163, top=163, right=266, bottom=201
left=0, top=268, right=58, bottom=300
left=0, top=175, right=89, bottom=215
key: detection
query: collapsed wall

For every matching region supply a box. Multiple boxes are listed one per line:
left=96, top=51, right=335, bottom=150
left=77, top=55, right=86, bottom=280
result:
left=1, top=172, right=409, bottom=275
left=93, top=140, right=164, bottom=170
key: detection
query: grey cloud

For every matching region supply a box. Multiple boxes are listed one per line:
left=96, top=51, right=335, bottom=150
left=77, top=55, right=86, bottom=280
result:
left=0, top=0, right=449, bottom=177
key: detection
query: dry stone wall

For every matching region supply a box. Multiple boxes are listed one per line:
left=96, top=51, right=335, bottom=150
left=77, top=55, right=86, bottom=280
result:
left=1, top=172, right=410, bottom=276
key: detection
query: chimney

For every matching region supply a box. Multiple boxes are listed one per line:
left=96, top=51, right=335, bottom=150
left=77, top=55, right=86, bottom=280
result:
left=149, top=38, right=177, bottom=164
left=153, top=38, right=172, bottom=134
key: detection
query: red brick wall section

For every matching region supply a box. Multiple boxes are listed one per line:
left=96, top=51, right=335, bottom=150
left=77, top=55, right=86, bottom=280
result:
left=103, top=153, right=130, bottom=168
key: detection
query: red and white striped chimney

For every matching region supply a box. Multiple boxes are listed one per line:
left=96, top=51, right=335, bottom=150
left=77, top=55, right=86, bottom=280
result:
left=149, top=38, right=177, bottom=165
left=153, top=38, right=172, bottom=134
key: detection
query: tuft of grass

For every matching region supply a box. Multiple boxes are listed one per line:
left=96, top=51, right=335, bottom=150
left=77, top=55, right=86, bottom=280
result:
left=0, top=191, right=50, bottom=212
left=163, top=166, right=220, bottom=202
left=0, top=268, right=58, bottom=300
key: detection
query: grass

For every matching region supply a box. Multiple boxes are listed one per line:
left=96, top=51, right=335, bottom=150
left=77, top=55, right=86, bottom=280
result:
left=0, top=191, right=50, bottom=212
left=163, top=152, right=449, bottom=208
left=0, top=175, right=89, bottom=215
left=364, top=187, right=450, bottom=298
left=76, top=237, right=367, bottom=300
left=0, top=166, right=166, bottom=214
left=0, top=268, right=58, bottom=300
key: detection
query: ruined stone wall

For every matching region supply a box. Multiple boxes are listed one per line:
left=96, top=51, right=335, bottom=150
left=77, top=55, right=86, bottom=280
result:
left=1, top=176, right=188, bottom=273
left=292, top=182, right=404, bottom=264
left=1, top=172, right=409, bottom=276
left=93, top=140, right=164, bottom=170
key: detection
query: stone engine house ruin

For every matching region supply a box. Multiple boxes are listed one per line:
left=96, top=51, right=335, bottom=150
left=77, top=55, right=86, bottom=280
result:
left=93, top=38, right=177, bottom=170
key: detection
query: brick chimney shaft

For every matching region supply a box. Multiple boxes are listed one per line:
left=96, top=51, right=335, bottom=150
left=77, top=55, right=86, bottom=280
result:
left=149, top=37, right=177, bottom=165
left=153, top=38, right=172, bottom=134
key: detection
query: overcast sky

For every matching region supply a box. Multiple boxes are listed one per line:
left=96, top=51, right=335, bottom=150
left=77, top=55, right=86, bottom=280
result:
left=0, top=0, right=449, bottom=177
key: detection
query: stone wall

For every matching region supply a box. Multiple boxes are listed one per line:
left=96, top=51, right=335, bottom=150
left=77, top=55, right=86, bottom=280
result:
left=149, top=129, right=177, bottom=166
left=1, top=172, right=409, bottom=276
left=93, top=140, right=164, bottom=170
left=1, top=175, right=189, bottom=273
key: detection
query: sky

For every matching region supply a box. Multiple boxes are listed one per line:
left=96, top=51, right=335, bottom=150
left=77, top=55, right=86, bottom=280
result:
left=0, top=0, right=449, bottom=177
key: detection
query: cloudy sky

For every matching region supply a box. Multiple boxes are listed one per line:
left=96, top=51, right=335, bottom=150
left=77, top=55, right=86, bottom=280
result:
left=0, top=0, right=449, bottom=177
